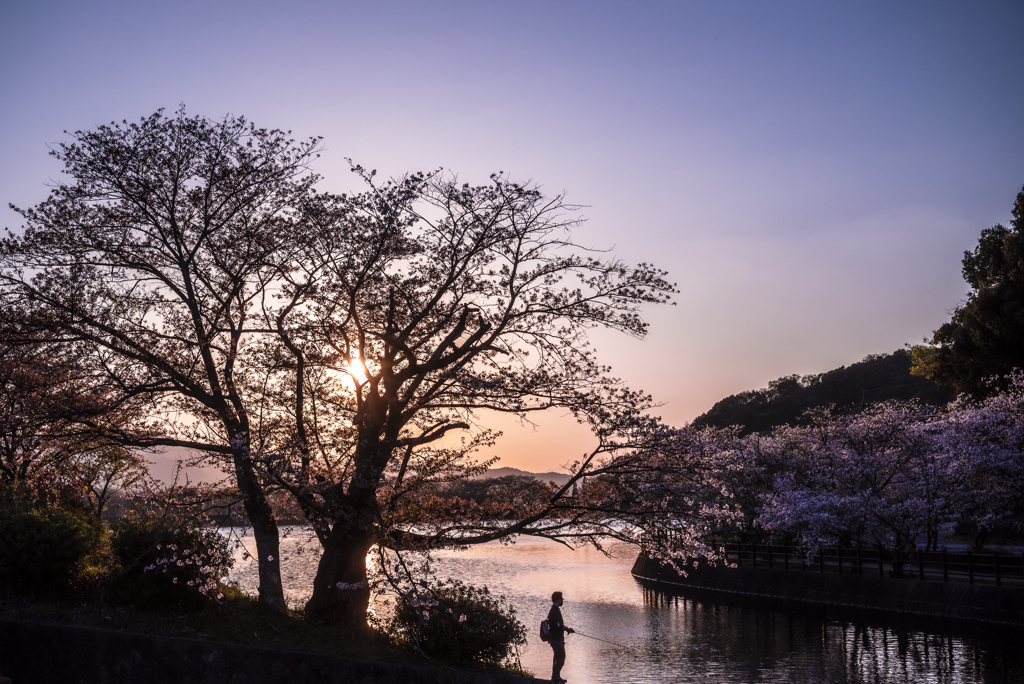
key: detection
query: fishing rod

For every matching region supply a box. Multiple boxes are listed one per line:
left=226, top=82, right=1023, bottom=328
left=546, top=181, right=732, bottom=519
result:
left=571, top=631, right=627, bottom=648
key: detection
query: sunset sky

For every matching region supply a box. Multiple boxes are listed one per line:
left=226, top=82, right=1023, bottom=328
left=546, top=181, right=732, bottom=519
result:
left=2, top=1, right=1022, bottom=477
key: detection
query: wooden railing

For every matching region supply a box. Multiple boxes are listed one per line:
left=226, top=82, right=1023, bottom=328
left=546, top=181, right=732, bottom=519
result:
left=720, top=543, right=1024, bottom=587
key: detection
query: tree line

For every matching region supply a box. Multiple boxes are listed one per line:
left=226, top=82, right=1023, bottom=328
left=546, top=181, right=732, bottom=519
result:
left=691, top=349, right=953, bottom=435
left=641, top=376, right=1024, bottom=565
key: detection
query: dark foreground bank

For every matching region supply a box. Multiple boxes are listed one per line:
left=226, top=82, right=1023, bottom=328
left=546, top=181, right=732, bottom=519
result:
left=0, top=620, right=543, bottom=684
left=631, top=552, right=1024, bottom=627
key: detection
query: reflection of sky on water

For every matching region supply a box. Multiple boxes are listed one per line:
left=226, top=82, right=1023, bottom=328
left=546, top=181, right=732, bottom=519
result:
left=226, top=528, right=1022, bottom=683
left=226, top=526, right=322, bottom=608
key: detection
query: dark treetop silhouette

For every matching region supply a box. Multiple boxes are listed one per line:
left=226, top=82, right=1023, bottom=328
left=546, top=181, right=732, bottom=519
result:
left=912, top=184, right=1024, bottom=397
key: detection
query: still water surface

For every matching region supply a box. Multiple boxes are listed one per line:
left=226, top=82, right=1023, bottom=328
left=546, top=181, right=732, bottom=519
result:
left=227, top=528, right=1022, bottom=683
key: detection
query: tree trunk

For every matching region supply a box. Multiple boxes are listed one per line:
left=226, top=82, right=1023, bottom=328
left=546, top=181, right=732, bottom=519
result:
left=234, top=452, right=286, bottom=612
left=304, top=515, right=374, bottom=630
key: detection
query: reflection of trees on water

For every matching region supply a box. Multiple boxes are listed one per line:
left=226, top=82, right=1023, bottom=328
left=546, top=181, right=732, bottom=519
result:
left=641, top=589, right=1021, bottom=683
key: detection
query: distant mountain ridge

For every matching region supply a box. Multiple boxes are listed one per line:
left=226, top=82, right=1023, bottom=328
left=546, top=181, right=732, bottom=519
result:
left=477, top=466, right=571, bottom=486
left=691, top=349, right=954, bottom=435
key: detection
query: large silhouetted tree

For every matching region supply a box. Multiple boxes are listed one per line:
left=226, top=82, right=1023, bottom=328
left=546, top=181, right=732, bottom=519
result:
left=255, top=169, right=678, bottom=626
left=3, top=111, right=687, bottom=630
left=1, top=109, right=323, bottom=610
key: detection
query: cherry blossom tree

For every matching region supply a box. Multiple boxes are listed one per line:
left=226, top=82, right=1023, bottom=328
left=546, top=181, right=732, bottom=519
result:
left=606, top=424, right=747, bottom=568
left=1, top=109, right=323, bottom=610
left=711, top=386, right=1024, bottom=554
left=2, top=111, right=684, bottom=627
left=0, top=333, right=149, bottom=511
left=754, top=403, right=943, bottom=551
left=237, top=168, right=677, bottom=626
left=939, top=372, right=1024, bottom=545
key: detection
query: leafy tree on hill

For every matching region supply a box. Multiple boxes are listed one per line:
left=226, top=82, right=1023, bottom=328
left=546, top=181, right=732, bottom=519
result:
left=911, top=183, right=1024, bottom=397
left=691, top=349, right=952, bottom=435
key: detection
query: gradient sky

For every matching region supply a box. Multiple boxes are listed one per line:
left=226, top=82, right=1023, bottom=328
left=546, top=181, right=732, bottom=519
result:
left=2, top=1, right=1023, bottom=477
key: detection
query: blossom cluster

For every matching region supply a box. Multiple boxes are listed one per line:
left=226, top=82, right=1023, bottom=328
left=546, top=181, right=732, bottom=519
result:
left=633, top=373, right=1024, bottom=558
left=144, top=542, right=226, bottom=599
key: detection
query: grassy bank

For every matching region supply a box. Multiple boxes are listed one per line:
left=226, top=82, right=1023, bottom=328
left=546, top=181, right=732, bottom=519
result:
left=0, top=593, right=400, bottom=662
left=0, top=592, right=534, bottom=680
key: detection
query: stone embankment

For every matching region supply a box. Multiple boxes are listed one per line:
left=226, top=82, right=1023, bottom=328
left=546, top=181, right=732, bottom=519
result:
left=0, top=619, right=542, bottom=684
left=631, top=552, right=1024, bottom=627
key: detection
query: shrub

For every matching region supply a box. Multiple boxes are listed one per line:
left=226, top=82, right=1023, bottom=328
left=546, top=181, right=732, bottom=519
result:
left=385, top=579, right=527, bottom=666
left=0, top=494, right=109, bottom=597
left=110, top=515, right=232, bottom=608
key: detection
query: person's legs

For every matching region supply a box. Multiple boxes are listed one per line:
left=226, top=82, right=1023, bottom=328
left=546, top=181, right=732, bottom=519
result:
left=551, top=639, right=566, bottom=682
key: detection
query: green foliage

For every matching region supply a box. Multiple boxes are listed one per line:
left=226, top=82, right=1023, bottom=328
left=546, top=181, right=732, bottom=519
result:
left=917, top=184, right=1024, bottom=397
left=692, top=349, right=952, bottom=434
left=383, top=580, right=527, bottom=667
left=0, top=492, right=108, bottom=597
left=110, top=514, right=233, bottom=608
left=908, top=344, right=942, bottom=381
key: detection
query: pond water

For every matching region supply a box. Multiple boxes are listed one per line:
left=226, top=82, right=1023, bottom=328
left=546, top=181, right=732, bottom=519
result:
left=226, top=528, right=1023, bottom=683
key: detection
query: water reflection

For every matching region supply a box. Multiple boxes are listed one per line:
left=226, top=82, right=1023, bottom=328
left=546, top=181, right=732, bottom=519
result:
left=226, top=529, right=1023, bottom=683
left=630, top=589, right=1021, bottom=684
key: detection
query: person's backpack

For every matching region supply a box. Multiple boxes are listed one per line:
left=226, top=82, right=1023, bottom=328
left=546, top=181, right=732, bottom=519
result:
left=540, top=619, right=550, bottom=642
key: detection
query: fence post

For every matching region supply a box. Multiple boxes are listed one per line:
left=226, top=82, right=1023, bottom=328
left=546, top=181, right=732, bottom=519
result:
left=784, top=545, right=789, bottom=571
left=856, top=544, right=863, bottom=576
left=942, top=549, right=948, bottom=582
left=750, top=544, right=756, bottom=569
left=837, top=547, right=843, bottom=575
left=967, top=550, right=974, bottom=585
left=894, top=549, right=901, bottom=579
left=994, top=551, right=1000, bottom=587
left=768, top=544, right=773, bottom=570
left=918, top=549, right=925, bottom=581
left=878, top=548, right=885, bottom=578
left=819, top=549, right=824, bottom=573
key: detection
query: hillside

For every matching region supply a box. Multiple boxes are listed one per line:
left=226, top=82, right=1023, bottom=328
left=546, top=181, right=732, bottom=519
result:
left=690, top=349, right=954, bottom=435
left=477, top=467, right=572, bottom=487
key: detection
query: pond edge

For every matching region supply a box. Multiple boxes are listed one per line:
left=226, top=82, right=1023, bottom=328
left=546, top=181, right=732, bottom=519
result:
left=631, top=552, right=1024, bottom=627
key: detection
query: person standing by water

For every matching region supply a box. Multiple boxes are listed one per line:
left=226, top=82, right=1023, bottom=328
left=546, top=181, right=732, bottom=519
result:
left=548, top=591, right=575, bottom=683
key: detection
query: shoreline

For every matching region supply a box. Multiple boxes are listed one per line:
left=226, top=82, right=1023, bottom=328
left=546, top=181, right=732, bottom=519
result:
left=630, top=552, right=1024, bottom=627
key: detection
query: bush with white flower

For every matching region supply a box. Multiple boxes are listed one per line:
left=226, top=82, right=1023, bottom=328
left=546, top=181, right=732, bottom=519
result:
left=384, top=578, right=526, bottom=667
left=110, top=514, right=233, bottom=607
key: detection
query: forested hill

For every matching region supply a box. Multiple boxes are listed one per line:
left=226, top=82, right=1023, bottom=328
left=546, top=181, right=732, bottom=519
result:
left=690, top=349, right=954, bottom=435
left=477, top=467, right=571, bottom=486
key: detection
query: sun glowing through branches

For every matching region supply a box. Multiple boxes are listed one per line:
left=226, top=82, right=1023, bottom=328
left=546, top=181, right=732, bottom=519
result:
left=343, top=353, right=369, bottom=385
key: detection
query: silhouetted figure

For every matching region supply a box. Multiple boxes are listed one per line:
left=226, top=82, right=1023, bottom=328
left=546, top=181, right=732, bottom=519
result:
left=547, top=591, right=575, bottom=683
